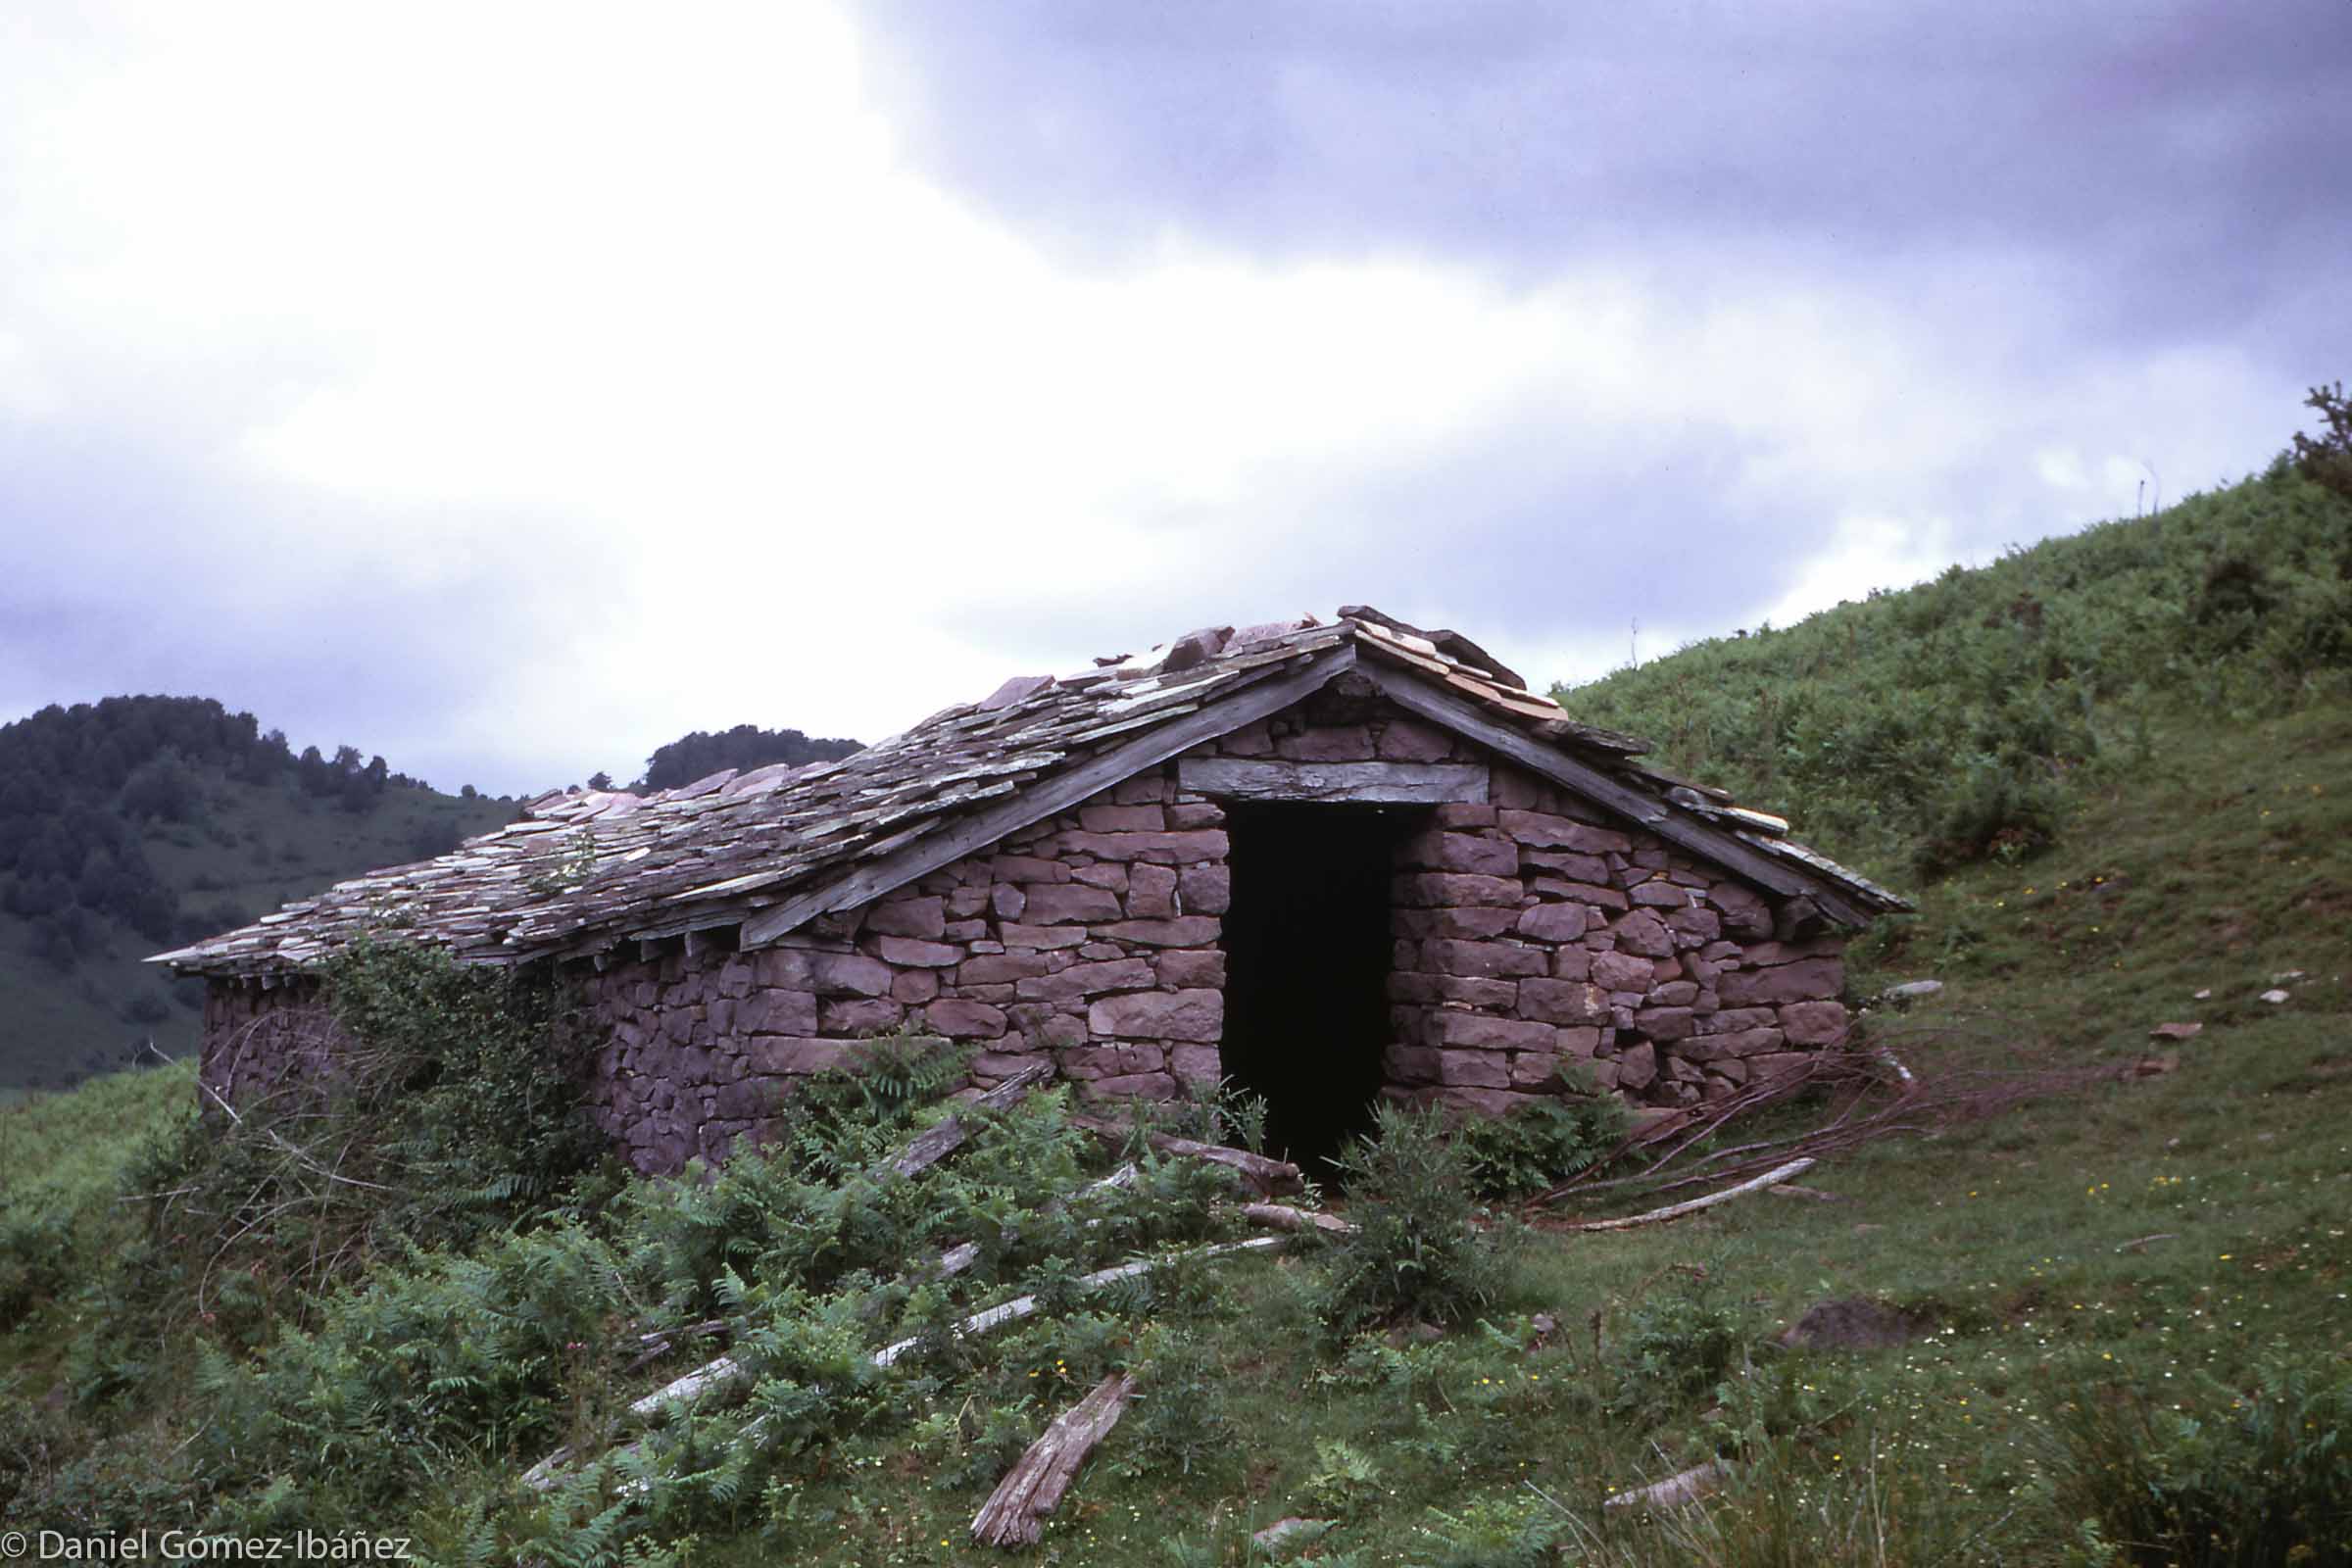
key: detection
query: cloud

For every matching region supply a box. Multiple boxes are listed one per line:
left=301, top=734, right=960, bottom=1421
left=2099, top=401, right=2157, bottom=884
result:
left=0, top=2, right=2341, bottom=795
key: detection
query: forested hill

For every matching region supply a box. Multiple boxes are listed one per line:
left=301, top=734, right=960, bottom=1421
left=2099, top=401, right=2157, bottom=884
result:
left=632, top=723, right=862, bottom=792
left=0, top=702, right=870, bottom=1093
left=0, top=696, right=519, bottom=1091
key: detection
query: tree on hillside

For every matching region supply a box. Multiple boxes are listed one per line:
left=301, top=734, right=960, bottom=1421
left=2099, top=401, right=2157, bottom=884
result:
left=636, top=724, right=861, bottom=792
left=121, top=754, right=200, bottom=823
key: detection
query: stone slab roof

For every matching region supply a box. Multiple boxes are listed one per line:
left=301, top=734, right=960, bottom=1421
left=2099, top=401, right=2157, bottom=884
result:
left=151, top=608, right=1909, bottom=980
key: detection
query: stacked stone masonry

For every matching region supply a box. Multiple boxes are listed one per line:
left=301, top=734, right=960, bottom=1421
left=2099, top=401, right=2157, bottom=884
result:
left=199, top=978, right=350, bottom=1106
left=201, top=693, right=1852, bottom=1175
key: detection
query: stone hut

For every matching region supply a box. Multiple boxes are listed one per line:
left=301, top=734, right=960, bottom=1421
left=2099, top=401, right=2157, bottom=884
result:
left=154, top=608, right=1908, bottom=1172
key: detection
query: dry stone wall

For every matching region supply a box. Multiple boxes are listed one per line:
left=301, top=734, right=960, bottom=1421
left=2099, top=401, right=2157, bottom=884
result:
left=200, top=692, right=1855, bottom=1174
left=578, top=766, right=1235, bottom=1172
left=1381, top=769, right=1848, bottom=1118
left=199, top=978, right=348, bottom=1107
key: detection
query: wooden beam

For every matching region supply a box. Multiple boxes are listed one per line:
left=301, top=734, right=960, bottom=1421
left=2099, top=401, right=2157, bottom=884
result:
left=1570, top=1156, right=1818, bottom=1232
left=1360, top=666, right=1875, bottom=926
left=1175, top=758, right=1487, bottom=804
left=741, top=645, right=1358, bottom=948
left=971, top=1372, right=1141, bottom=1547
left=869, top=1061, right=1054, bottom=1183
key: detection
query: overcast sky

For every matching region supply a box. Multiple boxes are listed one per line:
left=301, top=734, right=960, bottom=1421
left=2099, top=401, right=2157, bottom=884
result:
left=3, top=2, right=2345, bottom=797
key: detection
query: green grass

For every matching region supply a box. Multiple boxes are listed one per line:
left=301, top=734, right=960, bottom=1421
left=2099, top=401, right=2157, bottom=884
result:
left=0, top=1058, right=193, bottom=1392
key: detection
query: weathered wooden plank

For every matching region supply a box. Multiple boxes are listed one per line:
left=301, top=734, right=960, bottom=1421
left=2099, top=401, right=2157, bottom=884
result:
left=1068, top=1115, right=1305, bottom=1197
left=871, top=1061, right=1054, bottom=1183
left=971, top=1372, right=1141, bottom=1547
left=1570, top=1156, right=1817, bottom=1232
left=741, top=645, right=1359, bottom=948
left=1360, top=666, right=1878, bottom=927
left=1174, top=758, right=1489, bottom=804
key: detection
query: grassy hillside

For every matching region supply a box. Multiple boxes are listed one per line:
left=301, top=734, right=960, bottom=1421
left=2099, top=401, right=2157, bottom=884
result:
left=0, top=753, right=515, bottom=1091
left=2, top=466, right=2347, bottom=1560
left=1557, top=464, right=2352, bottom=890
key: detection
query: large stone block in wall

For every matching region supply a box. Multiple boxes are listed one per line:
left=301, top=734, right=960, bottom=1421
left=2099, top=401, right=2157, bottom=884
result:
left=746, top=1037, right=856, bottom=1075
left=1521, top=848, right=1612, bottom=884
left=866, top=896, right=947, bottom=940
left=757, top=949, right=895, bottom=998
left=1056, top=830, right=1229, bottom=864
left=926, top=1000, right=1009, bottom=1039
left=1015, top=884, right=1118, bottom=926
left=1436, top=1049, right=1512, bottom=1088
left=1779, top=1000, right=1851, bottom=1046
left=1061, top=1042, right=1166, bottom=1078
left=1716, top=957, right=1844, bottom=1006
left=959, top=953, right=1054, bottom=985
left=1518, top=977, right=1609, bottom=1025
left=1515, top=904, right=1589, bottom=943
left=1176, top=863, right=1231, bottom=914
left=998, top=922, right=1092, bottom=951
left=1421, top=938, right=1547, bottom=979
left=875, top=936, right=965, bottom=967
left=1708, top=882, right=1773, bottom=939
left=1607, top=911, right=1675, bottom=958
left=1127, top=863, right=1179, bottom=918
left=1425, top=1010, right=1553, bottom=1052
left=1169, top=1044, right=1221, bottom=1084
left=1014, top=956, right=1156, bottom=1004
left=993, top=854, right=1071, bottom=884
left=819, top=998, right=903, bottom=1034
left=1590, top=951, right=1656, bottom=993
left=1087, top=988, right=1223, bottom=1043
left=1080, top=804, right=1166, bottom=832
left=1276, top=725, right=1373, bottom=761
left=1096, top=917, right=1222, bottom=947
left=1394, top=906, right=1519, bottom=940
left=1389, top=971, right=1518, bottom=1008
left=1377, top=716, right=1455, bottom=761
left=1401, top=829, right=1519, bottom=878
left=1497, top=810, right=1633, bottom=856
left=1157, top=949, right=1226, bottom=988
left=1394, top=872, right=1524, bottom=908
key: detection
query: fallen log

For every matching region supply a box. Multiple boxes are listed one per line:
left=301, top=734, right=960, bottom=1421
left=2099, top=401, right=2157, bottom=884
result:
left=1070, top=1115, right=1304, bottom=1197
left=970, top=1372, right=1141, bottom=1547
left=1570, top=1157, right=1817, bottom=1233
left=1604, top=1457, right=1730, bottom=1511
left=875, top=1061, right=1054, bottom=1182
left=873, top=1237, right=1285, bottom=1367
left=1240, top=1202, right=1355, bottom=1236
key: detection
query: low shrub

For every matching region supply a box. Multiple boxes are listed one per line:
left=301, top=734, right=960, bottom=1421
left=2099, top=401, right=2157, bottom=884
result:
left=1608, top=1274, right=1751, bottom=1426
left=1455, top=1092, right=1628, bottom=1200
left=1311, top=1103, right=1514, bottom=1341
left=1120, top=1325, right=1238, bottom=1486
left=2045, top=1352, right=2352, bottom=1567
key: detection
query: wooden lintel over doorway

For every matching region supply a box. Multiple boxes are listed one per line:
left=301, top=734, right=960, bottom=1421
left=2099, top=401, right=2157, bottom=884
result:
left=1175, top=758, right=1488, bottom=805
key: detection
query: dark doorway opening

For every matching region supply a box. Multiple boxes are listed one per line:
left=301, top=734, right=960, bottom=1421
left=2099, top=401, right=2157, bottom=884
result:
left=1219, top=804, right=1422, bottom=1171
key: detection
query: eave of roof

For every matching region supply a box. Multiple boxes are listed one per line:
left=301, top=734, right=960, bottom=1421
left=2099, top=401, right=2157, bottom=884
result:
left=150, top=611, right=1910, bottom=980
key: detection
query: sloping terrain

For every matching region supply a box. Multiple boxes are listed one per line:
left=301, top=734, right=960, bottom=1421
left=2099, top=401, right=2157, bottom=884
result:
left=2, top=463, right=2347, bottom=1561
